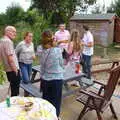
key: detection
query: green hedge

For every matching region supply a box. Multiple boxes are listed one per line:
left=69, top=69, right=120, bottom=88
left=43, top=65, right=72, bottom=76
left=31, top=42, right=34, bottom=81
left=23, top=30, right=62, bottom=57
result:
left=0, top=63, right=6, bottom=85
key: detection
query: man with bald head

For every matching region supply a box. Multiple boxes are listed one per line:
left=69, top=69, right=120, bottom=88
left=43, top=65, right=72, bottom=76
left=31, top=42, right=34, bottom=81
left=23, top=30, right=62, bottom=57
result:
left=0, top=26, right=20, bottom=96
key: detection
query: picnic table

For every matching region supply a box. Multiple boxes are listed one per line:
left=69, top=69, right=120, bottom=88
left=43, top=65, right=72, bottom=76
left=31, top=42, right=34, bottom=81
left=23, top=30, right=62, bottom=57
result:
left=20, top=59, right=120, bottom=98
left=21, top=64, right=88, bottom=98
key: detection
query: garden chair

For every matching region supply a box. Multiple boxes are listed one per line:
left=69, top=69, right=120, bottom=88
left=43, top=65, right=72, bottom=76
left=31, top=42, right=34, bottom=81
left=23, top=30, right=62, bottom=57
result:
left=76, top=65, right=120, bottom=120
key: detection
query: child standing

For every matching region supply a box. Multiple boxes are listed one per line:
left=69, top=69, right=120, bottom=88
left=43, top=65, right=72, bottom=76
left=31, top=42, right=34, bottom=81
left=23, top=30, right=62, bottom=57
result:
left=67, top=29, right=82, bottom=74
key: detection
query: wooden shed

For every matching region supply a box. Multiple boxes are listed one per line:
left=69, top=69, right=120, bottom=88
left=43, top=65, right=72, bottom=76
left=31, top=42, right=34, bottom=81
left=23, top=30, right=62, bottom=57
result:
left=70, top=13, right=120, bottom=47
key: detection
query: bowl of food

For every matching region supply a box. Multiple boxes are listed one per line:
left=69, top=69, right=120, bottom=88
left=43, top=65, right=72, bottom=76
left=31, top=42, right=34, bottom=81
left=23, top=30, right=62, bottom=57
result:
left=24, top=102, right=33, bottom=111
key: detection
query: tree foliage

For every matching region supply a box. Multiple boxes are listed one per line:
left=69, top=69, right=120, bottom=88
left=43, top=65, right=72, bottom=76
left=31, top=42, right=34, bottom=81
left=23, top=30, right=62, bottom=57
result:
left=6, top=3, right=24, bottom=25
left=107, top=0, right=120, bottom=16
left=14, top=10, right=51, bottom=47
left=0, top=63, right=6, bottom=85
left=0, top=13, right=7, bottom=26
left=31, top=0, right=96, bottom=24
left=24, top=9, right=40, bottom=26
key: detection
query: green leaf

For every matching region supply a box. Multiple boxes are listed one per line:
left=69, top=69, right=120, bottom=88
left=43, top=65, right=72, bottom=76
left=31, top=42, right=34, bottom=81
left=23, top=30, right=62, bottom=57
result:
left=0, top=63, right=6, bottom=85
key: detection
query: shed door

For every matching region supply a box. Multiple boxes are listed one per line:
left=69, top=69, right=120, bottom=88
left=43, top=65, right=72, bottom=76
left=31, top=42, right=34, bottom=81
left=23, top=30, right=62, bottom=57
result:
left=114, top=18, right=120, bottom=42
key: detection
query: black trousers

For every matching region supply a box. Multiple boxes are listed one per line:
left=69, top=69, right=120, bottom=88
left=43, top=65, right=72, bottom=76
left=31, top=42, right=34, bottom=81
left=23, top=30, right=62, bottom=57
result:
left=41, top=79, right=63, bottom=117
left=6, top=71, right=20, bottom=96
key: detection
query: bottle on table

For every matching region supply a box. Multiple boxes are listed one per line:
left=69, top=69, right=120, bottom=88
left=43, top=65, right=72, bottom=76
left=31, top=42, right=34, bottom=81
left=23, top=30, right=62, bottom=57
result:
left=75, top=63, right=81, bottom=74
left=6, top=95, right=11, bottom=107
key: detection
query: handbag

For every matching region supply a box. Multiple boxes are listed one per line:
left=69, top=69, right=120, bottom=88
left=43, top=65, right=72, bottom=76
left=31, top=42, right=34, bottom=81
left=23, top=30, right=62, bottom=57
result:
left=62, top=49, right=70, bottom=60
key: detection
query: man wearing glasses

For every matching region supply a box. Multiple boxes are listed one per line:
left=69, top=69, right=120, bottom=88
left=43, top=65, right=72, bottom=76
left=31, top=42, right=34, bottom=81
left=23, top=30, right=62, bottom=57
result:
left=0, top=26, right=20, bottom=96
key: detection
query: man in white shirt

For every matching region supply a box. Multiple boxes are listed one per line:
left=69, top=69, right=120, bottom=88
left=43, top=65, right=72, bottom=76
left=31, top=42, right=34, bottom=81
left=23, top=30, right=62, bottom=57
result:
left=82, top=25, right=94, bottom=79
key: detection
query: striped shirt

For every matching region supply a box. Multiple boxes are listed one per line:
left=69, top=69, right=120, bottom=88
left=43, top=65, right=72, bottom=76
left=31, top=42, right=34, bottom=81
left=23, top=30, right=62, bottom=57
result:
left=0, top=36, right=19, bottom=72
left=15, top=41, right=35, bottom=64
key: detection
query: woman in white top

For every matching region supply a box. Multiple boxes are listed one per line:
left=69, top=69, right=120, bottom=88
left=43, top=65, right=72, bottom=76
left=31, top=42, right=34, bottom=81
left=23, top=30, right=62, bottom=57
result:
left=16, top=32, right=35, bottom=84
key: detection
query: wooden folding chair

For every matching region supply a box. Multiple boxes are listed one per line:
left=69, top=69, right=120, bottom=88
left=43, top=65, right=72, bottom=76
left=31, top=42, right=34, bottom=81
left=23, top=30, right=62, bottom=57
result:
left=76, top=65, right=120, bottom=120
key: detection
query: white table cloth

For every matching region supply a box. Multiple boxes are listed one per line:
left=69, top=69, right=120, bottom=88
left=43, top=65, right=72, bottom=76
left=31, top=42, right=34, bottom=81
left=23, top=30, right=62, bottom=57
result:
left=0, top=96, right=58, bottom=120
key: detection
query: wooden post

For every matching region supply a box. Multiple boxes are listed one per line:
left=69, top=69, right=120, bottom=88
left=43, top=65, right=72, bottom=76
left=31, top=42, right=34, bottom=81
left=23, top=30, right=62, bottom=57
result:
left=103, top=47, right=108, bottom=58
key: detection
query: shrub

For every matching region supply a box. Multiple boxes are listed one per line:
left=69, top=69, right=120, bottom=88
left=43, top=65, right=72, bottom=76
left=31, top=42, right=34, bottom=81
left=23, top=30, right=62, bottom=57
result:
left=0, top=63, right=6, bottom=85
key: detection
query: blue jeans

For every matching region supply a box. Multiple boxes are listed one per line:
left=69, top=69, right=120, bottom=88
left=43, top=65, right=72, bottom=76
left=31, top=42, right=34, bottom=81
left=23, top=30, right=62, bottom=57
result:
left=19, top=62, right=32, bottom=83
left=82, top=54, right=92, bottom=79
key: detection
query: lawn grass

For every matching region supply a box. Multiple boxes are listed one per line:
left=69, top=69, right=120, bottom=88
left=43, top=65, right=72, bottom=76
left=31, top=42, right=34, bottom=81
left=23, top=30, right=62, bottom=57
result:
left=94, top=44, right=120, bottom=58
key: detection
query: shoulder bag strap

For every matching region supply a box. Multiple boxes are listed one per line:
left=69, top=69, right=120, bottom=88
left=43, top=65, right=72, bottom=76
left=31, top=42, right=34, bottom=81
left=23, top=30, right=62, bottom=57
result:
left=42, top=48, right=51, bottom=75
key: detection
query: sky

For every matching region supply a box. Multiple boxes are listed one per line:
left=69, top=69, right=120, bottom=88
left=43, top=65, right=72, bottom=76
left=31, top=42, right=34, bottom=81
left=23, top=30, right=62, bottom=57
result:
left=0, top=0, right=31, bottom=13
left=0, top=0, right=113, bottom=13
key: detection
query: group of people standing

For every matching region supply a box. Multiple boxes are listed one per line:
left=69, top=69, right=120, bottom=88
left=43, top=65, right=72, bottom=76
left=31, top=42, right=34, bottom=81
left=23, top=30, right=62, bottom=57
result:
left=0, top=23, right=94, bottom=120
left=54, top=23, right=94, bottom=79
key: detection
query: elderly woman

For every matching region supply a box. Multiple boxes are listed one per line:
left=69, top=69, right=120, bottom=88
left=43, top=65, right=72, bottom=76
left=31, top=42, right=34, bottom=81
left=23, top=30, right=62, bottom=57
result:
left=16, top=32, right=35, bottom=84
left=37, top=30, right=64, bottom=119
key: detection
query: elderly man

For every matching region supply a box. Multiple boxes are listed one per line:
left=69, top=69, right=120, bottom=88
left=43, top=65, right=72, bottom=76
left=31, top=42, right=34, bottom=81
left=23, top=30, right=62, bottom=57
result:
left=0, top=26, right=20, bottom=96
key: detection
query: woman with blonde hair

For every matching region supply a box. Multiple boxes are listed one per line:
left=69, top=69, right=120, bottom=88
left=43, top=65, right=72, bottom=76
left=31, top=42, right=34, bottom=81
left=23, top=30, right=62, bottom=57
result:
left=38, top=30, right=64, bottom=119
left=67, top=29, right=82, bottom=73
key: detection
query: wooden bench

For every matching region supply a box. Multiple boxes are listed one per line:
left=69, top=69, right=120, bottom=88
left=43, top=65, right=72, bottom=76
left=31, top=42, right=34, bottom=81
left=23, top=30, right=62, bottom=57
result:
left=20, top=83, right=42, bottom=97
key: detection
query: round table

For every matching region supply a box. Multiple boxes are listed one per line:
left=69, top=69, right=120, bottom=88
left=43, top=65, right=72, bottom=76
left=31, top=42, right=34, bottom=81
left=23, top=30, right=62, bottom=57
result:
left=0, top=96, right=57, bottom=120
